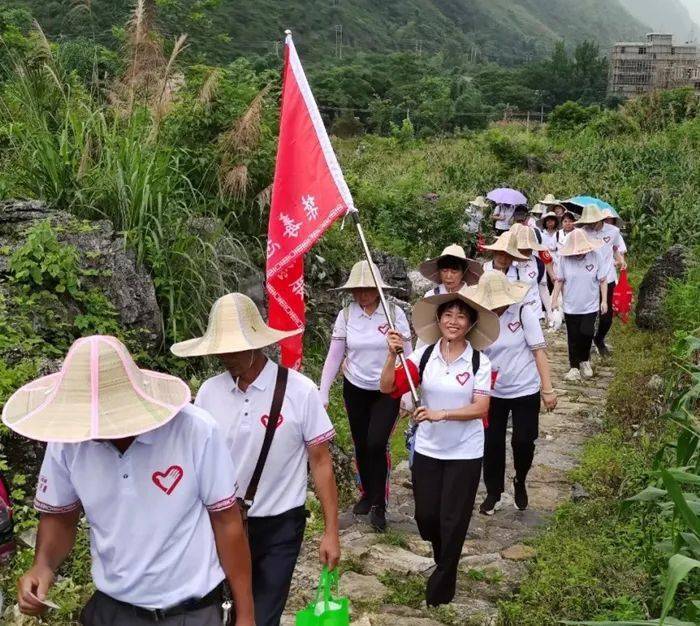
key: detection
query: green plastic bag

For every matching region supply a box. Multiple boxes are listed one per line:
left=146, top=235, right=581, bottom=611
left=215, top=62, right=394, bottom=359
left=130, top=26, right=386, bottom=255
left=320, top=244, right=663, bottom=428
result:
left=295, top=567, right=350, bottom=626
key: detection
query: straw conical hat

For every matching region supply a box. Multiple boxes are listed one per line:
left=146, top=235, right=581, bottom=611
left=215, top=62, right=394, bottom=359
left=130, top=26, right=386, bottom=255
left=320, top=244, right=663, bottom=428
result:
left=412, top=285, right=500, bottom=350
left=540, top=193, right=562, bottom=205
left=558, top=228, right=603, bottom=256
left=481, top=231, right=528, bottom=261
left=331, top=260, right=397, bottom=291
left=510, top=223, right=547, bottom=252
left=2, top=336, right=190, bottom=443
left=574, top=204, right=606, bottom=225
left=171, top=293, right=302, bottom=357
left=464, top=270, right=529, bottom=311
left=469, top=196, right=490, bottom=209
left=419, top=244, right=483, bottom=285
left=537, top=211, right=559, bottom=229
left=530, top=203, right=545, bottom=215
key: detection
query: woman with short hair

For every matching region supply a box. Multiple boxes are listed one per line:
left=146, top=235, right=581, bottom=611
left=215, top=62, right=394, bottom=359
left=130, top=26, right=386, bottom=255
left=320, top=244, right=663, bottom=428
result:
left=419, top=244, right=482, bottom=297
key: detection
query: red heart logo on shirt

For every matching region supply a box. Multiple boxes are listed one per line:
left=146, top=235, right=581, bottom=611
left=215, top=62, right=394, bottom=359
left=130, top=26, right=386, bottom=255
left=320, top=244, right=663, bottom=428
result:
left=152, top=465, right=184, bottom=495
left=377, top=323, right=390, bottom=335
left=508, top=321, right=522, bottom=333
left=585, top=264, right=595, bottom=272
left=456, top=372, right=471, bottom=386
left=261, top=414, right=285, bottom=429
left=603, top=236, right=611, bottom=243
left=528, top=271, right=536, bottom=279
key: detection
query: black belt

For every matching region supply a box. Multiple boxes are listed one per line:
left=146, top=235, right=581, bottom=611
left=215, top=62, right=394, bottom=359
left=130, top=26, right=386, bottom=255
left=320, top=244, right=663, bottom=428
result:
left=96, top=583, right=223, bottom=622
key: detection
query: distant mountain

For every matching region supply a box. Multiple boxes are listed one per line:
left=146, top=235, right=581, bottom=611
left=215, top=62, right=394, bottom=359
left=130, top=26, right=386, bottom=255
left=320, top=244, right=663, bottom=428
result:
left=618, top=0, right=699, bottom=42
left=677, top=0, right=700, bottom=30
left=10, top=0, right=651, bottom=64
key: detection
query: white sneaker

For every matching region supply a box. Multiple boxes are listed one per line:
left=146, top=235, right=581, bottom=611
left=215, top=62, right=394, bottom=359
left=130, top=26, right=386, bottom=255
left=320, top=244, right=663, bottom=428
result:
left=564, top=368, right=582, bottom=381
left=580, top=361, right=594, bottom=378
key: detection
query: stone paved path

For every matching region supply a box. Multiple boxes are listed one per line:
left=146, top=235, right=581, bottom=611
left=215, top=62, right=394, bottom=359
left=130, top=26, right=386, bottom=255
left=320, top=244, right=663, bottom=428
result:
left=284, top=328, right=614, bottom=625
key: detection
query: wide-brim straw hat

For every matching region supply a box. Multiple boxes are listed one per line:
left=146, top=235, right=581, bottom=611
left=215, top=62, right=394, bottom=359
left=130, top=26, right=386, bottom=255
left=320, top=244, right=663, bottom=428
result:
left=574, top=204, right=607, bottom=225
left=171, top=293, right=302, bottom=357
left=601, top=207, right=624, bottom=224
left=469, top=196, right=490, bottom=209
left=538, top=211, right=559, bottom=229
left=510, top=223, right=547, bottom=252
left=419, top=244, right=483, bottom=286
left=530, top=203, right=545, bottom=215
left=412, top=286, right=500, bottom=350
left=540, top=193, right=563, bottom=205
left=2, top=336, right=191, bottom=443
left=464, top=270, right=529, bottom=311
left=331, top=260, right=397, bottom=291
left=481, top=231, right=529, bottom=261
left=558, top=228, right=604, bottom=256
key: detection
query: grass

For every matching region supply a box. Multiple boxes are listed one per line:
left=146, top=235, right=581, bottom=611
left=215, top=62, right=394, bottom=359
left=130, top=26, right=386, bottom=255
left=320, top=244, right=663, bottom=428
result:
left=378, top=571, right=426, bottom=609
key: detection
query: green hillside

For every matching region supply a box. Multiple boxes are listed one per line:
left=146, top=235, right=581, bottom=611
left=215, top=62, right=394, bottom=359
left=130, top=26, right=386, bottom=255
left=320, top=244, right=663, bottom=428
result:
left=10, top=0, right=649, bottom=64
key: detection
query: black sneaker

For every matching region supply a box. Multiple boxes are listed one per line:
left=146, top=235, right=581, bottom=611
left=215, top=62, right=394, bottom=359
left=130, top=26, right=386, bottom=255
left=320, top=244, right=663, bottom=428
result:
left=513, top=478, right=528, bottom=511
left=595, top=340, right=611, bottom=358
left=369, top=505, right=387, bottom=532
left=479, top=494, right=502, bottom=516
left=352, top=497, right=371, bottom=515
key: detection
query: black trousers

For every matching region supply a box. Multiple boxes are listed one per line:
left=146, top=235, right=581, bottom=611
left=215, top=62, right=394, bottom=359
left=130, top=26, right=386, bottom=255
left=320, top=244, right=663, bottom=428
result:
left=595, top=281, right=616, bottom=345
left=412, top=452, right=482, bottom=606
left=483, top=393, right=540, bottom=496
left=248, top=506, right=306, bottom=626
left=564, top=312, right=597, bottom=368
left=343, top=378, right=400, bottom=507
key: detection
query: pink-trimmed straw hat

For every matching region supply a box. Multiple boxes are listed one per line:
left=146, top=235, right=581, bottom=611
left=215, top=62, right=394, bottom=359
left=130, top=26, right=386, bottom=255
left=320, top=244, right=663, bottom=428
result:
left=2, top=335, right=191, bottom=443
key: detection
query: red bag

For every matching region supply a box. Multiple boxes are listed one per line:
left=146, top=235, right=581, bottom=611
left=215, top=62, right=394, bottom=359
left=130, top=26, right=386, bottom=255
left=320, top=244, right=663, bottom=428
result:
left=612, top=269, right=634, bottom=323
left=0, top=472, right=15, bottom=563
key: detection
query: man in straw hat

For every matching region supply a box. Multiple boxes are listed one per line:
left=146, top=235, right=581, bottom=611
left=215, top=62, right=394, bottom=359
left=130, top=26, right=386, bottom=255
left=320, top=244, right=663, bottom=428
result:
left=379, top=286, right=499, bottom=606
left=172, top=294, right=340, bottom=626
left=6, top=335, right=254, bottom=625
left=419, top=243, right=483, bottom=297
left=575, top=204, right=628, bottom=357
left=551, top=229, right=608, bottom=381
left=320, top=260, right=412, bottom=531
left=464, top=271, right=556, bottom=515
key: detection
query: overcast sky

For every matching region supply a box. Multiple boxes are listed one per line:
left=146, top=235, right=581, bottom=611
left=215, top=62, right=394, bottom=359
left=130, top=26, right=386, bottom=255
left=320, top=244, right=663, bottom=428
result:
left=678, top=0, right=700, bottom=25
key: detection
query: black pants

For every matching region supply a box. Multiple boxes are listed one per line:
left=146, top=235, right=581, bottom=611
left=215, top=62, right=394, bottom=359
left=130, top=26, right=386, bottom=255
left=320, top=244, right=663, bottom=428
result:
left=483, top=393, right=540, bottom=496
left=248, top=506, right=306, bottom=626
left=564, top=312, right=597, bottom=368
left=343, top=378, right=400, bottom=507
left=595, top=281, right=616, bottom=346
left=412, top=452, right=482, bottom=606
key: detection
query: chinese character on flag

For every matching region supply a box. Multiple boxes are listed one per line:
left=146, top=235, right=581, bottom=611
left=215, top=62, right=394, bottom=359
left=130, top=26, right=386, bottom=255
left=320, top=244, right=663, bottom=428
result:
left=266, top=31, right=356, bottom=370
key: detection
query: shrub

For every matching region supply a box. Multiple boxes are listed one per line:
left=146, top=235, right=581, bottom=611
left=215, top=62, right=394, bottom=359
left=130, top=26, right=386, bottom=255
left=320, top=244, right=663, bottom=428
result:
left=548, top=101, right=600, bottom=133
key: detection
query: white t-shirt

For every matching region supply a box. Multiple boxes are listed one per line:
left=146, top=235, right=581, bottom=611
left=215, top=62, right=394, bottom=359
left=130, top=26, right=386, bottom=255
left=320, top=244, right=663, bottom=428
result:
left=195, top=360, right=335, bottom=517
left=556, top=251, right=607, bottom=314
left=34, top=405, right=237, bottom=609
left=583, top=223, right=625, bottom=284
left=494, top=204, right=516, bottom=231
left=484, top=259, right=545, bottom=320
left=331, top=302, right=411, bottom=390
left=483, top=304, right=546, bottom=399
left=407, top=341, right=491, bottom=460
left=541, top=230, right=558, bottom=255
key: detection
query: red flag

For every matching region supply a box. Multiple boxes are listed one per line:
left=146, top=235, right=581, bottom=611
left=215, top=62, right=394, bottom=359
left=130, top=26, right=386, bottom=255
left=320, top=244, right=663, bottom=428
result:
left=612, top=268, right=634, bottom=324
left=266, top=32, right=355, bottom=369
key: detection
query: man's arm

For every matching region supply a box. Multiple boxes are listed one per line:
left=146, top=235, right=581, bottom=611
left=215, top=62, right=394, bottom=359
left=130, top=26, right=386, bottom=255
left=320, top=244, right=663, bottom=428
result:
left=18, top=509, right=81, bottom=616
left=307, top=443, right=340, bottom=570
left=209, top=504, right=254, bottom=626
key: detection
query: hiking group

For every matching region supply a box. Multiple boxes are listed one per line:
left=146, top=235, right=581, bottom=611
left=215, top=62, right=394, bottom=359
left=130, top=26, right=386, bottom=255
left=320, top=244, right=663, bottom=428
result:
left=3, top=192, right=627, bottom=624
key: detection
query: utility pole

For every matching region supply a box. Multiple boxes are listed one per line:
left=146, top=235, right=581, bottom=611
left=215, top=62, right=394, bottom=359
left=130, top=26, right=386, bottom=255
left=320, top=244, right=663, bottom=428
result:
left=415, top=39, right=422, bottom=56
left=335, top=24, right=343, bottom=59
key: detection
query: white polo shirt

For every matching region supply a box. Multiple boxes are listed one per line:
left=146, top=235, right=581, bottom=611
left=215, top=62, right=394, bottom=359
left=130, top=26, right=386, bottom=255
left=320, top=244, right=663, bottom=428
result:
left=556, top=251, right=607, bottom=314
left=331, top=302, right=411, bottom=390
left=195, top=360, right=335, bottom=518
left=494, top=205, right=515, bottom=231
left=407, top=341, right=491, bottom=461
left=583, top=223, right=625, bottom=283
left=34, top=405, right=237, bottom=609
left=484, top=259, right=545, bottom=320
left=541, top=230, right=558, bottom=255
left=483, top=304, right=546, bottom=399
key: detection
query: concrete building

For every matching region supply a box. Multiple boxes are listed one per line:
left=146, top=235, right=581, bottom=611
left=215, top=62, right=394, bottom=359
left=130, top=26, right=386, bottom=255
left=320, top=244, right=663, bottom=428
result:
left=609, top=33, right=700, bottom=97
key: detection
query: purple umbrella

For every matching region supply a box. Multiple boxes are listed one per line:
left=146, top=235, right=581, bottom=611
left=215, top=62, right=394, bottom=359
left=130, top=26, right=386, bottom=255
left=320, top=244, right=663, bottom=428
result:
left=487, top=188, right=527, bottom=206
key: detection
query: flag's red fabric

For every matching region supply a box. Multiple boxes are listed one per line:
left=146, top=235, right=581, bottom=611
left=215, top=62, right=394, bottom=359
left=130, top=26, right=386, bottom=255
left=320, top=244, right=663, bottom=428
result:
left=612, top=268, right=634, bottom=324
left=266, top=33, right=355, bottom=369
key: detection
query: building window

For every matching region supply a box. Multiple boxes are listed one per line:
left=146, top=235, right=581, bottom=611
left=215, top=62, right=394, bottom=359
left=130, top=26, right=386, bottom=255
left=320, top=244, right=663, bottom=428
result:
left=620, top=46, right=626, bottom=53
left=639, top=47, right=646, bottom=54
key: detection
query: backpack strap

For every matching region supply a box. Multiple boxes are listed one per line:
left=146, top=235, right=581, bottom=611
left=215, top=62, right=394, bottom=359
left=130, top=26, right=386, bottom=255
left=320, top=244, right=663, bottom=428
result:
left=243, top=366, right=288, bottom=507
left=418, top=343, right=436, bottom=381
left=472, top=348, right=480, bottom=376
left=519, top=304, right=524, bottom=328
left=433, top=286, right=440, bottom=296
left=536, top=256, right=545, bottom=284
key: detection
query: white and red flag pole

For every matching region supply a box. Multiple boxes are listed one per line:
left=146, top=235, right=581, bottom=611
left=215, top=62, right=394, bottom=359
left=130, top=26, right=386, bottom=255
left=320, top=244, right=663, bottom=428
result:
left=265, top=30, right=418, bottom=404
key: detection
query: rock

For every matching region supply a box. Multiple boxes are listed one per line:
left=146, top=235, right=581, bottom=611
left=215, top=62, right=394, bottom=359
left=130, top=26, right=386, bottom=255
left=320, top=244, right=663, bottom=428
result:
left=407, top=270, right=433, bottom=301
left=500, top=544, right=537, bottom=561
left=372, top=251, right=411, bottom=297
left=571, top=483, right=590, bottom=502
left=647, top=374, right=664, bottom=392
left=340, top=572, right=387, bottom=603
left=365, top=544, right=434, bottom=575
left=636, top=244, right=691, bottom=330
left=0, top=200, right=162, bottom=345
left=369, top=616, right=443, bottom=626
left=329, top=442, right=357, bottom=506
